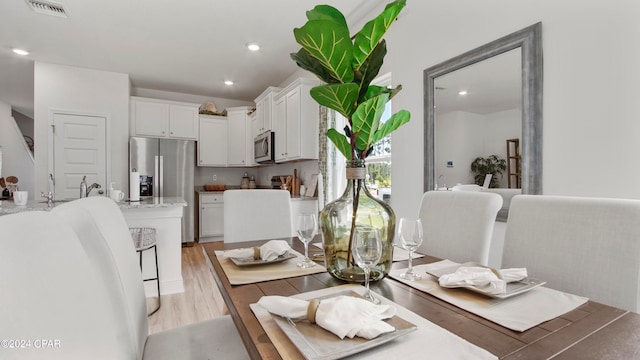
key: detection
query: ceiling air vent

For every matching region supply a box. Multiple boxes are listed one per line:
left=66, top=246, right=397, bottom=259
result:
left=24, top=0, right=67, bottom=18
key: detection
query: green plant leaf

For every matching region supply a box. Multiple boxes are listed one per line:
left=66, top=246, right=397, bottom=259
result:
left=294, top=20, right=354, bottom=83
left=352, top=94, right=389, bottom=153
left=370, top=109, right=410, bottom=145
left=362, top=84, right=402, bottom=103
left=351, top=0, right=406, bottom=72
left=310, top=84, right=359, bottom=118
left=354, top=40, right=386, bottom=102
left=290, top=48, right=341, bottom=84
left=326, top=128, right=352, bottom=160
left=306, top=5, right=347, bottom=28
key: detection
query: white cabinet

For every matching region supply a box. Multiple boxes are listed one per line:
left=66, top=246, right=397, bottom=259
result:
left=253, top=86, right=281, bottom=137
left=273, top=78, right=320, bottom=163
left=227, top=106, right=253, bottom=166
left=130, top=97, right=198, bottom=140
left=198, top=115, right=227, bottom=166
left=199, top=192, right=224, bottom=238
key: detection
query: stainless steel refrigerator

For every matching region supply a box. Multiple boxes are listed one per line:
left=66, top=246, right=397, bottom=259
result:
left=129, top=137, right=194, bottom=245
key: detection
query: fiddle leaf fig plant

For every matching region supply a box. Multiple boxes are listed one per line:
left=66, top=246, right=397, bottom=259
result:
left=291, top=0, right=410, bottom=161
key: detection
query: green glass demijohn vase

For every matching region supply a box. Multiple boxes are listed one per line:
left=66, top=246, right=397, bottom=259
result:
left=319, top=159, right=395, bottom=282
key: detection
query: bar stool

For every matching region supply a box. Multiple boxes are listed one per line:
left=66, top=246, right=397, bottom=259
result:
left=129, top=227, right=160, bottom=316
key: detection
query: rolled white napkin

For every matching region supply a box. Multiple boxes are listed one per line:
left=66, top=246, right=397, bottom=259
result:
left=224, top=240, right=291, bottom=261
left=439, top=267, right=527, bottom=295
left=257, top=295, right=396, bottom=340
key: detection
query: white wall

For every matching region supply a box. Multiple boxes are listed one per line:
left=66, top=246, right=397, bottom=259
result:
left=34, top=62, right=130, bottom=196
left=0, top=100, right=35, bottom=197
left=384, top=0, right=640, bottom=219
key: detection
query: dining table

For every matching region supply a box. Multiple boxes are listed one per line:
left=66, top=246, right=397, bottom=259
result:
left=202, top=238, right=640, bottom=360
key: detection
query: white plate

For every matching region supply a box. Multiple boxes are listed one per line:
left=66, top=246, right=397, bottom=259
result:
left=426, top=262, right=546, bottom=299
left=229, top=252, right=297, bottom=267
left=270, top=291, right=417, bottom=360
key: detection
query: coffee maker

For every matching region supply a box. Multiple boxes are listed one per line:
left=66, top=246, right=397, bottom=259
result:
left=139, top=175, right=153, bottom=196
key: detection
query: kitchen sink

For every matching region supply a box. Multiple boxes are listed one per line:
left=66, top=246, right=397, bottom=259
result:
left=38, top=199, right=71, bottom=204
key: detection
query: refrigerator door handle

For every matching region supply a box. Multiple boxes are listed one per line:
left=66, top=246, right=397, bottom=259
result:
left=154, top=155, right=160, bottom=198
left=158, top=155, right=164, bottom=197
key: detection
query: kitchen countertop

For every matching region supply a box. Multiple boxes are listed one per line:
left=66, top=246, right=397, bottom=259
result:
left=196, top=187, right=317, bottom=201
left=0, top=196, right=186, bottom=216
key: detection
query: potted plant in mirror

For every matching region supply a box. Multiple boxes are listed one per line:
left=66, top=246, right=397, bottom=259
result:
left=291, top=0, right=410, bottom=282
left=470, top=155, right=507, bottom=188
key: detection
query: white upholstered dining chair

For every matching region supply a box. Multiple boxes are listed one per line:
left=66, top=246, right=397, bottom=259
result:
left=417, top=190, right=503, bottom=266
left=53, top=197, right=249, bottom=360
left=502, top=195, right=640, bottom=313
left=223, top=189, right=292, bottom=243
left=0, top=211, right=134, bottom=359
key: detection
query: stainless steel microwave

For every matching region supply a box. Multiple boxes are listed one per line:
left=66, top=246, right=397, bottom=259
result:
left=254, top=131, right=275, bottom=163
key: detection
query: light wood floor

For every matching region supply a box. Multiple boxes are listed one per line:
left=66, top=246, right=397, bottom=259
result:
left=147, top=242, right=228, bottom=334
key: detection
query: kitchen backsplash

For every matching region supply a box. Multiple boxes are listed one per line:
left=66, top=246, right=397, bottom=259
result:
left=194, top=160, right=319, bottom=189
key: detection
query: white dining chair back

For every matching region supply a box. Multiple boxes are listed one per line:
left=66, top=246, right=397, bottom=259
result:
left=417, top=191, right=503, bottom=265
left=0, top=211, right=134, bottom=359
left=502, top=195, right=640, bottom=313
left=54, top=197, right=249, bottom=360
left=224, top=189, right=292, bottom=243
left=53, top=197, right=148, bottom=359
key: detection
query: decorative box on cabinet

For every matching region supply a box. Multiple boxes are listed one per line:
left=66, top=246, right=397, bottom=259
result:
left=253, top=86, right=281, bottom=137
left=198, top=115, right=227, bottom=167
left=130, top=97, right=199, bottom=140
left=199, top=192, right=224, bottom=240
left=273, top=78, right=320, bottom=163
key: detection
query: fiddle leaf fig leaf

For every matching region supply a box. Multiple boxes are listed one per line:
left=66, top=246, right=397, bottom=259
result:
left=310, top=84, right=359, bottom=118
left=370, top=110, right=411, bottom=144
left=294, top=20, right=354, bottom=83
left=352, top=0, right=405, bottom=71
left=354, top=40, right=387, bottom=102
left=363, top=84, right=402, bottom=103
left=352, top=94, right=389, bottom=153
left=306, top=5, right=347, bottom=28
left=326, top=128, right=352, bottom=160
left=290, top=48, right=340, bottom=84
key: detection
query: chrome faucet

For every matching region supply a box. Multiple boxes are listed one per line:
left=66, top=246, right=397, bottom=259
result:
left=80, top=176, right=102, bottom=198
left=41, top=191, right=54, bottom=206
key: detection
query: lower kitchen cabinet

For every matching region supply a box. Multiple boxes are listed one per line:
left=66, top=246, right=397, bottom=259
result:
left=199, top=192, right=224, bottom=240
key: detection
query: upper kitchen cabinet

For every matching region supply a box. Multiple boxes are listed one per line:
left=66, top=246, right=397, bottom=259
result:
left=273, top=78, right=320, bottom=163
left=253, top=86, right=281, bottom=137
left=226, top=106, right=254, bottom=166
left=130, top=97, right=199, bottom=140
left=198, top=115, right=227, bottom=166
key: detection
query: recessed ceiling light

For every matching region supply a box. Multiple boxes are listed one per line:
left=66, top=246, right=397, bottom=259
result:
left=13, top=48, right=29, bottom=56
left=224, top=80, right=234, bottom=86
left=246, top=43, right=260, bottom=51
left=458, top=90, right=468, bottom=96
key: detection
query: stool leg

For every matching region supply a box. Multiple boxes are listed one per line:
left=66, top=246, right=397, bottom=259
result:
left=148, top=244, right=161, bottom=316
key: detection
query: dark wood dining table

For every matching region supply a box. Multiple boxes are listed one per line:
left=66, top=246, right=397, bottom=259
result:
left=202, top=239, right=640, bottom=360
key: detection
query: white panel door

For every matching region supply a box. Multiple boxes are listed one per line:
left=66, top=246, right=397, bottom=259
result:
left=53, top=113, right=107, bottom=200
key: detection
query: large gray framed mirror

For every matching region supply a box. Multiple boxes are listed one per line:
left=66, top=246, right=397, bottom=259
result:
left=424, top=22, right=542, bottom=194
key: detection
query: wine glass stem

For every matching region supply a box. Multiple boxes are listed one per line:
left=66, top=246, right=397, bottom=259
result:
left=303, top=241, right=309, bottom=260
left=407, top=250, right=414, bottom=274
left=364, top=267, right=371, bottom=295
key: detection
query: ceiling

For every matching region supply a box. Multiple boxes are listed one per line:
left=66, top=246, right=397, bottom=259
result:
left=0, top=0, right=379, bottom=118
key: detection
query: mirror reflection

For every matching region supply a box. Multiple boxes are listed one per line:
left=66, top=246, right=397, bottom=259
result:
left=424, top=22, right=542, bottom=195
left=434, top=48, right=521, bottom=189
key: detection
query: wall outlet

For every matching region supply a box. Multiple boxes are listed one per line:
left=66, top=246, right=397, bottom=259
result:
left=212, top=174, right=217, bottom=181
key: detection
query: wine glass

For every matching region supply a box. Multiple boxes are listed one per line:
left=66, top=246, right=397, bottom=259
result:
left=398, top=217, right=423, bottom=281
left=296, top=213, right=317, bottom=268
left=352, top=226, right=382, bottom=304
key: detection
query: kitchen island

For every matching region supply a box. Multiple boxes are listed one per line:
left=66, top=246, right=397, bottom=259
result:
left=0, top=196, right=186, bottom=297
